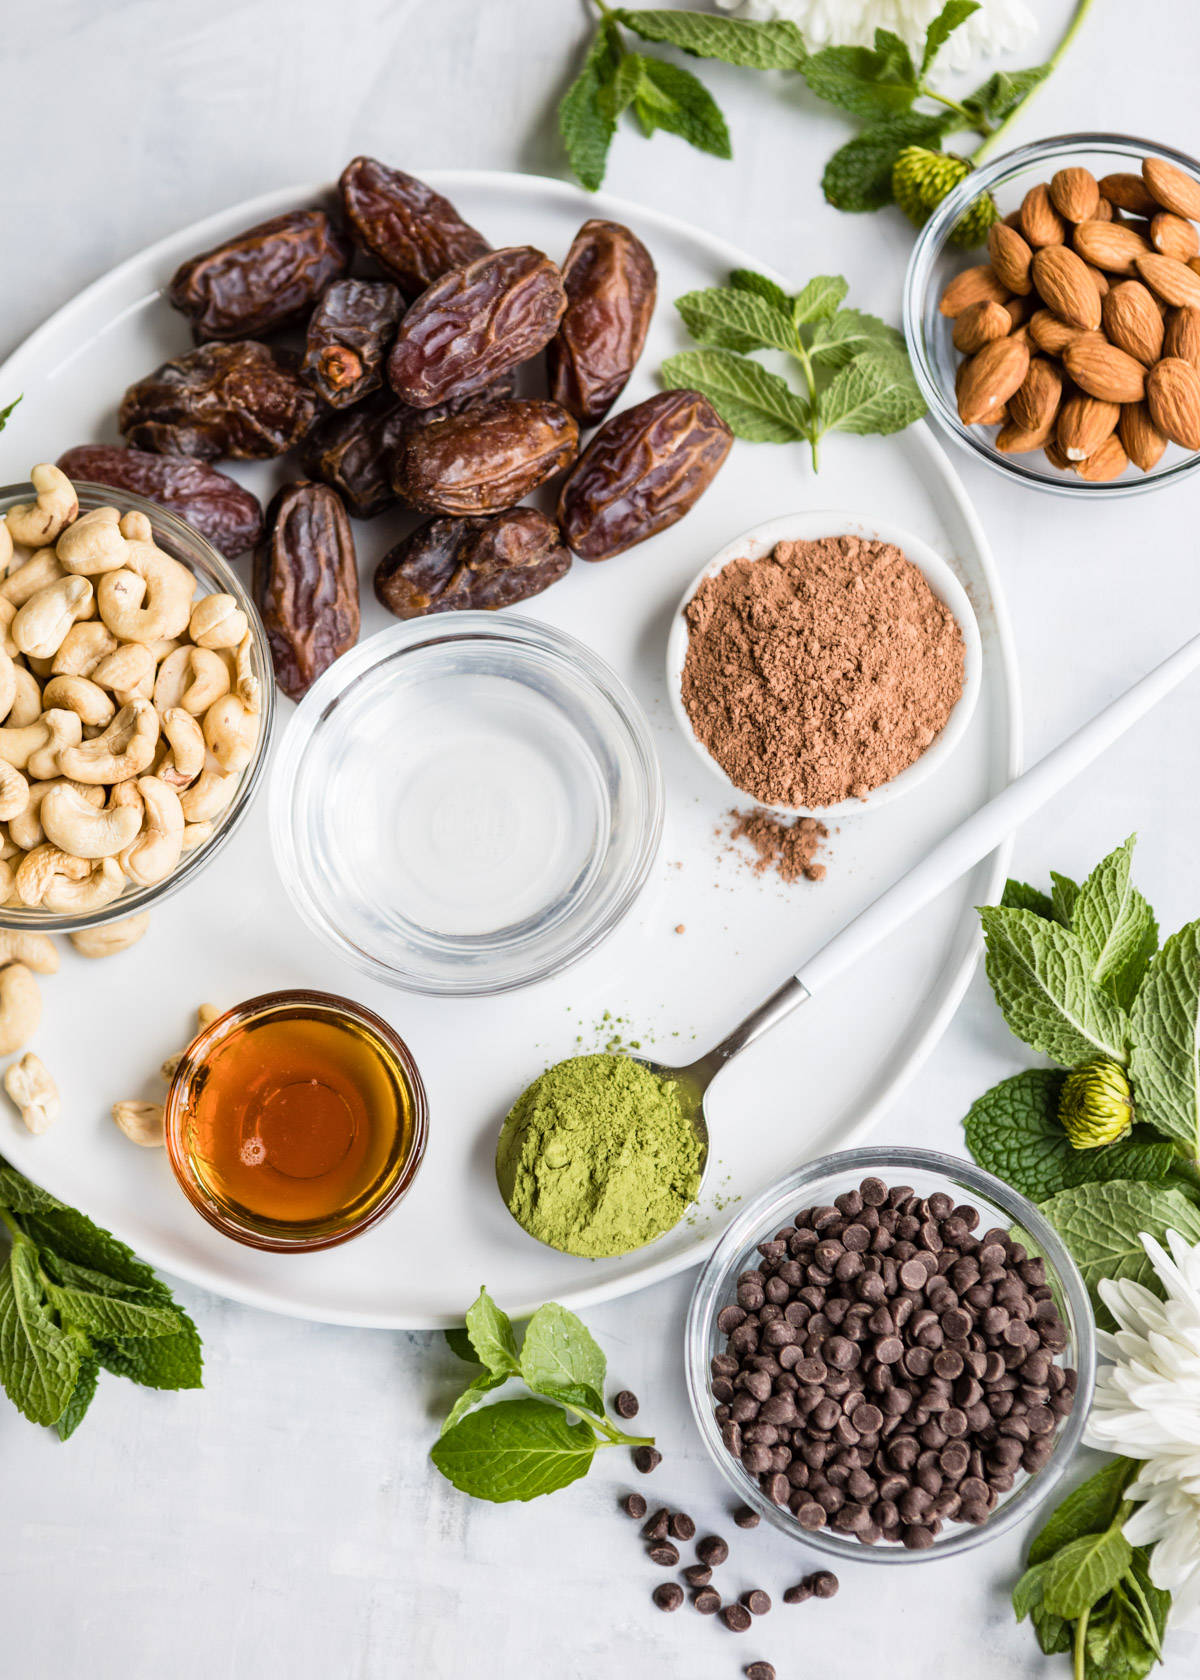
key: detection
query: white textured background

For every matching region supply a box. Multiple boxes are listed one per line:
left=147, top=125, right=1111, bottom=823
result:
left=2, top=0, right=1199, bottom=1675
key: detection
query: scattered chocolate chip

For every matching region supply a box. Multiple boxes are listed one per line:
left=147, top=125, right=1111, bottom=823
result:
left=721, top=1604, right=753, bottom=1633
left=641, top=1507, right=669, bottom=1541
left=614, top=1389, right=639, bottom=1419
left=621, top=1492, right=647, bottom=1520
left=696, top=1535, right=729, bottom=1567
left=668, top=1511, right=696, bottom=1542
left=693, top=1588, right=722, bottom=1615
left=652, top=1582, right=684, bottom=1612
left=733, top=1504, right=761, bottom=1529
left=648, top=1541, right=680, bottom=1567
left=683, top=1564, right=713, bottom=1587
left=810, top=1571, right=839, bottom=1599
left=741, top=1589, right=772, bottom=1616
left=633, top=1446, right=661, bottom=1474
left=745, top=1664, right=776, bottom=1680
left=783, top=1580, right=813, bottom=1605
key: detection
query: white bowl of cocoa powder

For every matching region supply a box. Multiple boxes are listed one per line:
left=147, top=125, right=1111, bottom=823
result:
left=667, top=512, right=982, bottom=819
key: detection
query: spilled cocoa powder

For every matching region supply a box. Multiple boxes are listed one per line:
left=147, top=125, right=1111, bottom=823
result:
left=681, top=535, right=965, bottom=809
left=729, top=808, right=828, bottom=883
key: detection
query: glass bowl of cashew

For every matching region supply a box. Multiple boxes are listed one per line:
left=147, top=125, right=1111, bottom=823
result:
left=0, top=466, right=275, bottom=931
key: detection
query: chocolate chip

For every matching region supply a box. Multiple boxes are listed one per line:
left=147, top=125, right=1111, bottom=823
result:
left=720, top=1604, right=753, bottom=1632
left=641, top=1507, right=669, bottom=1540
left=683, top=1564, right=712, bottom=1587
left=613, top=1389, right=639, bottom=1419
left=741, top=1589, right=772, bottom=1616
left=745, top=1665, right=777, bottom=1680
left=652, top=1582, right=683, bottom=1612
left=693, top=1588, right=722, bottom=1615
left=647, top=1541, right=680, bottom=1566
left=733, top=1504, right=760, bottom=1528
left=668, top=1511, right=695, bottom=1542
left=621, top=1492, right=647, bottom=1519
left=795, top=1500, right=826, bottom=1530
left=633, top=1446, right=661, bottom=1474
left=810, top=1571, right=839, bottom=1598
left=783, top=1580, right=813, bottom=1604
left=696, top=1534, right=729, bottom=1567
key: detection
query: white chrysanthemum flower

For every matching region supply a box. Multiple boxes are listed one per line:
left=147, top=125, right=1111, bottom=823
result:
left=715, top=0, right=1038, bottom=75
left=1085, top=1229, right=1200, bottom=1622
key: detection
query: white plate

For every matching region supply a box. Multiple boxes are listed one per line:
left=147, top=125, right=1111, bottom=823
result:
left=0, top=172, right=1020, bottom=1328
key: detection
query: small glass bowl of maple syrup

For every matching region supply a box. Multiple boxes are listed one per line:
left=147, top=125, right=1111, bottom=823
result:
left=164, top=990, right=428, bottom=1251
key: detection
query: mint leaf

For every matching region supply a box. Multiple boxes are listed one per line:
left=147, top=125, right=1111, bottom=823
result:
left=464, top=1286, right=521, bottom=1378
left=1038, top=1179, right=1200, bottom=1310
left=0, top=395, right=21, bottom=434
left=1002, top=879, right=1057, bottom=919
left=56, top=1350, right=99, bottom=1442
left=817, top=348, right=926, bottom=437
left=809, top=306, right=904, bottom=366
left=597, top=49, right=643, bottom=124
left=792, top=275, right=850, bottom=327
left=0, top=1235, right=80, bottom=1426
left=675, top=285, right=796, bottom=353
left=444, top=1327, right=478, bottom=1363
left=962, top=63, right=1051, bottom=127
left=519, top=1302, right=607, bottom=1404
left=1072, top=838, right=1158, bottom=1010
left=0, top=1164, right=66, bottom=1214
left=822, top=112, right=950, bottom=212
left=440, top=1369, right=507, bottom=1437
left=980, top=907, right=1130, bottom=1066
left=1013, top=1558, right=1049, bottom=1620
left=729, top=269, right=792, bottom=315
left=1032, top=1603, right=1072, bottom=1655
left=920, top=1, right=980, bottom=77
left=661, top=348, right=810, bottom=442
left=1030, top=1460, right=1136, bottom=1564
left=431, top=1397, right=598, bottom=1502
left=1052, top=872, right=1080, bottom=926
left=21, top=1207, right=165, bottom=1296
left=632, top=56, right=732, bottom=159
left=1129, top=921, right=1200, bottom=1152
left=1127, top=1550, right=1171, bottom=1661
left=614, top=10, right=807, bottom=70
left=802, top=38, right=917, bottom=119
left=559, top=21, right=623, bottom=192
left=93, top=1307, right=203, bottom=1390
left=1043, top=1528, right=1133, bottom=1621
left=47, top=1284, right=181, bottom=1341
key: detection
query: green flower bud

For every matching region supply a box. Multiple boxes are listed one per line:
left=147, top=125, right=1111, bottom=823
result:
left=891, top=146, right=999, bottom=249
left=1059, top=1060, right=1134, bottom=1150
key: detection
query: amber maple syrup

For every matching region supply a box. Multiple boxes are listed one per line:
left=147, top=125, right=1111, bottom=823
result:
left=172, top=993, right=425, bottom=1246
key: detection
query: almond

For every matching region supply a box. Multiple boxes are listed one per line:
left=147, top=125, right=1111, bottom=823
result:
left=1004, top=292, right=1034, bottom=328
left=1146, top=357, right=1200, bottom=448
left=1142, top=156, right=1200, bottom=221
left=939, top=264, right=1010, bottom=319
left=1031, top=246, right=1102, bottom=330
left=996, top=419, right=1055, bottom=454
left=1002, top=209, right=1024, bottom=231
left=1020, top=183, right=1067, bottom=248
left=1134, top=252, right=1200, bottom=309
left=1049, top=167, right=1100, bottom=224
left=1164, top=305, right=1200, bottom=368
left=1064, top=336, right=1147, bottom=403
left=1057, top=393, right=1120, bottom=460
left=1119, top=401, right=1168, bottom=471
left=1073, top=220, right=1152, bottom=276
left=952, top=299, right=1012, bottom=355
left=1029, top=309, right=1094, bottom=356
left=1150, top=212, right=1200, bottom=262
left=1098, top=172, right=1160, bottom=216
left=1092, top=197, right=1115, bottom=224
left=1043, top=437, right=1073, bottom=471
left=1101, top=281, right=1165, bottom=365
left=1086, top=264, right=1110, bottom=298
left=1010, top=357, right=1063, bottom=434
left=957, top=336, right=1030, bottom=426
left=1076, top=433, right=1129, bottom=481
left=987, top=222, right=1034, bottom=295
left=978, top=401, right=1010, bottom=427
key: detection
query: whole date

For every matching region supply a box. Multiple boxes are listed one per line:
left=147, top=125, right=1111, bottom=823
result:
left=390, top=399, right=579, bottom=517
left=119, top=341, right=320, bottom=461
left=339, top=158, right=490, bottom=299
left=56, top=445, right=263, bottom=557
left=168, top=210, right=350, bottom=341
left=253, top=482, right=360, bottom=700
left=374, top=510, right=570, bottom=619
left=547, top=220, right=657, bottom=425
left=301, top=279, right=404, bottom=408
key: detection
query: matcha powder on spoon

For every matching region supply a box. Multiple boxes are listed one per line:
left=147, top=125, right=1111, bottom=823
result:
left=496, top=1054, right=703, bottom=1259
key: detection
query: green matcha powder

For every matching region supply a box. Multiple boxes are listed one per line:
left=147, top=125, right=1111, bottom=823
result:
left=496, top=1054, right=703, bottom=1259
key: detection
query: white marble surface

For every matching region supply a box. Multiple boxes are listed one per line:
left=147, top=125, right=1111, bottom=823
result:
left=3, top=0, right=1200, bottom=1674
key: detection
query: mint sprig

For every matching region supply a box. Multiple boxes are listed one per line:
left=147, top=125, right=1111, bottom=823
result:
left=432, top=1287, right=651, bottom=1502
left=0, top=1158, right=201, bottom=1436
left=0, top=395, right=21, bottom=434
left=663, top=267, right=922, bottom=471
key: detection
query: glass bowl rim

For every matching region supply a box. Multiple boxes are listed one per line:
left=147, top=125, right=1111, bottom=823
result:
left=0, top=479, right=275, bottom=930
left=685, top=1144, right=1097, bottom=1564
left=163, top=986, right=430, bottom=1252
left=269, top=610, right=665, bottom=997
left=902, top=131, right=1200, bottom=500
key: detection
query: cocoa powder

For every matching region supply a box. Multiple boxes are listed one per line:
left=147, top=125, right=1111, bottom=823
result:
left=729, top=808, right=827, bottom=883
left=681, top=535, right=965, bottom=809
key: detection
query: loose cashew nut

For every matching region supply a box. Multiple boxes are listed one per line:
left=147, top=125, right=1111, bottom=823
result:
left=0, top=931, right=58, bottom=973
left=0, top=826, right=17, bottom=862
left=179, top=768, right=238, bottom=823
left=112, top=1098, right=164, bottom=1148
left=181, top=820, right=212, bottom=852
left=69, top=911, right=150, bottom=959
left=0, top=547, right=65, bottom=606
left=58, top=698, right=158, bottom=784
left=189, top=594, right=249, bottom=650
left=0, top=964, right=41, bottom=1054
left=0, top=601, right=18, bottom=660
left=0, top=651, right=14, bottom=725
left=0, top=716, right=53, bottom=772
left=52, top=621, right=119, bottom=679
left=203, top=693, right=258, bottom=773
left=119, top=511, right=153, bottom=543
left=159, top=708, right=205, bottom=787
left=0, top=762, right=29, bottom=822
left=41, top=781, right=142, bottom=859
left=8, top=666, right=42, bottom=729
left=26, top=709, right=84, bottom=782
left=4, top=466, right=78, bottom=549
left=0, top=521, right=11, bottom=571
left=15, top=843, right=90, bottom=906
left=155, top=645, right=230, bottom=716
left=97, top=544, right=193, bottom=643
left=41, top=675, right=115, bottom=729
left=4, top=1053, right=59, bottom=1134
left=119, top=776, right=183, bottom=886
left=8, top=778, right=104, bottom=851
left=42, top=856, right=124, bottom=914
left=234, top=631, right=260, bottom=714
left=12, top=576, right=93, bottom=660
left=91, top=641, right=155, bottom=700
left=56, top=506, right=130, bottom=575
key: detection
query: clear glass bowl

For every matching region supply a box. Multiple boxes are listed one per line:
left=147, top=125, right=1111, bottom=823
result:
left=904, top=132, right=1200, bottom=498
left=0, top=482, right=274, bottom=930
left=686, top=1146, right=1096, bottom=1564
left=270, top=613, right=663, bottom=996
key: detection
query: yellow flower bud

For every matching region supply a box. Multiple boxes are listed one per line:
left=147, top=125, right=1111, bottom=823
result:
left=1059, top=1060, right=1134, bottom=1150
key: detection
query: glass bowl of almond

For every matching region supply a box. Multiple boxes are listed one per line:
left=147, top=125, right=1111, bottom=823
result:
left=904, top=134, right=1200, bottom=495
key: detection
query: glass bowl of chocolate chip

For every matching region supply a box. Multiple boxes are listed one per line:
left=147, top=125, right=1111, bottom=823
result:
left=685, top=1147, right=1095, bottom=1563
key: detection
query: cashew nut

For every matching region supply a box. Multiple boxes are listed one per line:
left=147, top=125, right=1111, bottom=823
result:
left=69, top=912, right=150, bottom=959
left=4, top=1053, right=59, bottom=1135
left=12, top=576, right=93, bottom=660
left=0, top=650, right=14, bottom=724
left=0, top=547, right=65, bottom=606
left=40, top=675, right=115, bottom=729
left=0, top=600, right=18, bottom=660
left=203, top=693, right=258, bottom=773
left=26, top=708, right=84, bottom=782
left=56, top=506, right=130, bottom=575
left=40, top=781, right=143, bottom=859
left=0, top=763, right=29, bottom=823
left=0, top=825, right=17, bottom=862
left=15, top=843, right=91, bottom=906
left=119, top=511, right=154, bottom=543
left=58, top=698, right=158, bottom=784
left=198, top=1003, right=221, bottom=1030
left=0, top=716, right=53, bottom=771
left=26, top=655, right=55, bottom=679
left=119, top=776, right=183, bottom=886
left=43, top=855, right=124, bottom=914
left=112, top=1098, right=164, bottom=1148
left=0, top=964, right=41, bottom=1054
left=97, top=544, right=193, bottom=643
left=9, top=778, right=104, bottom=851
left=189, top=594, right=249, bottom=650
left=52, top=621, right=119, bottom=679
left=179, top=768, right=238, bottom=823
left=0, top=860, right=14, bottom=902
left=159, top=708, right=204, bottom=787
left=90, top=641, right=155, bottom=699
left=8, top=665, right=42, bottom=728
left=155, top=645, right=230, bottom=716
left=0, top=521, right=11, bottom=571
left=4, top=466, right=78, bottom=548
left=234, top=631, right=261, bottom=715
left=181, top=820, right=212, bottom=852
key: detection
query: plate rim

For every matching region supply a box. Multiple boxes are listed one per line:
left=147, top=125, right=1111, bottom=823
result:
left=0, top=170, right=1022, bottom=1327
